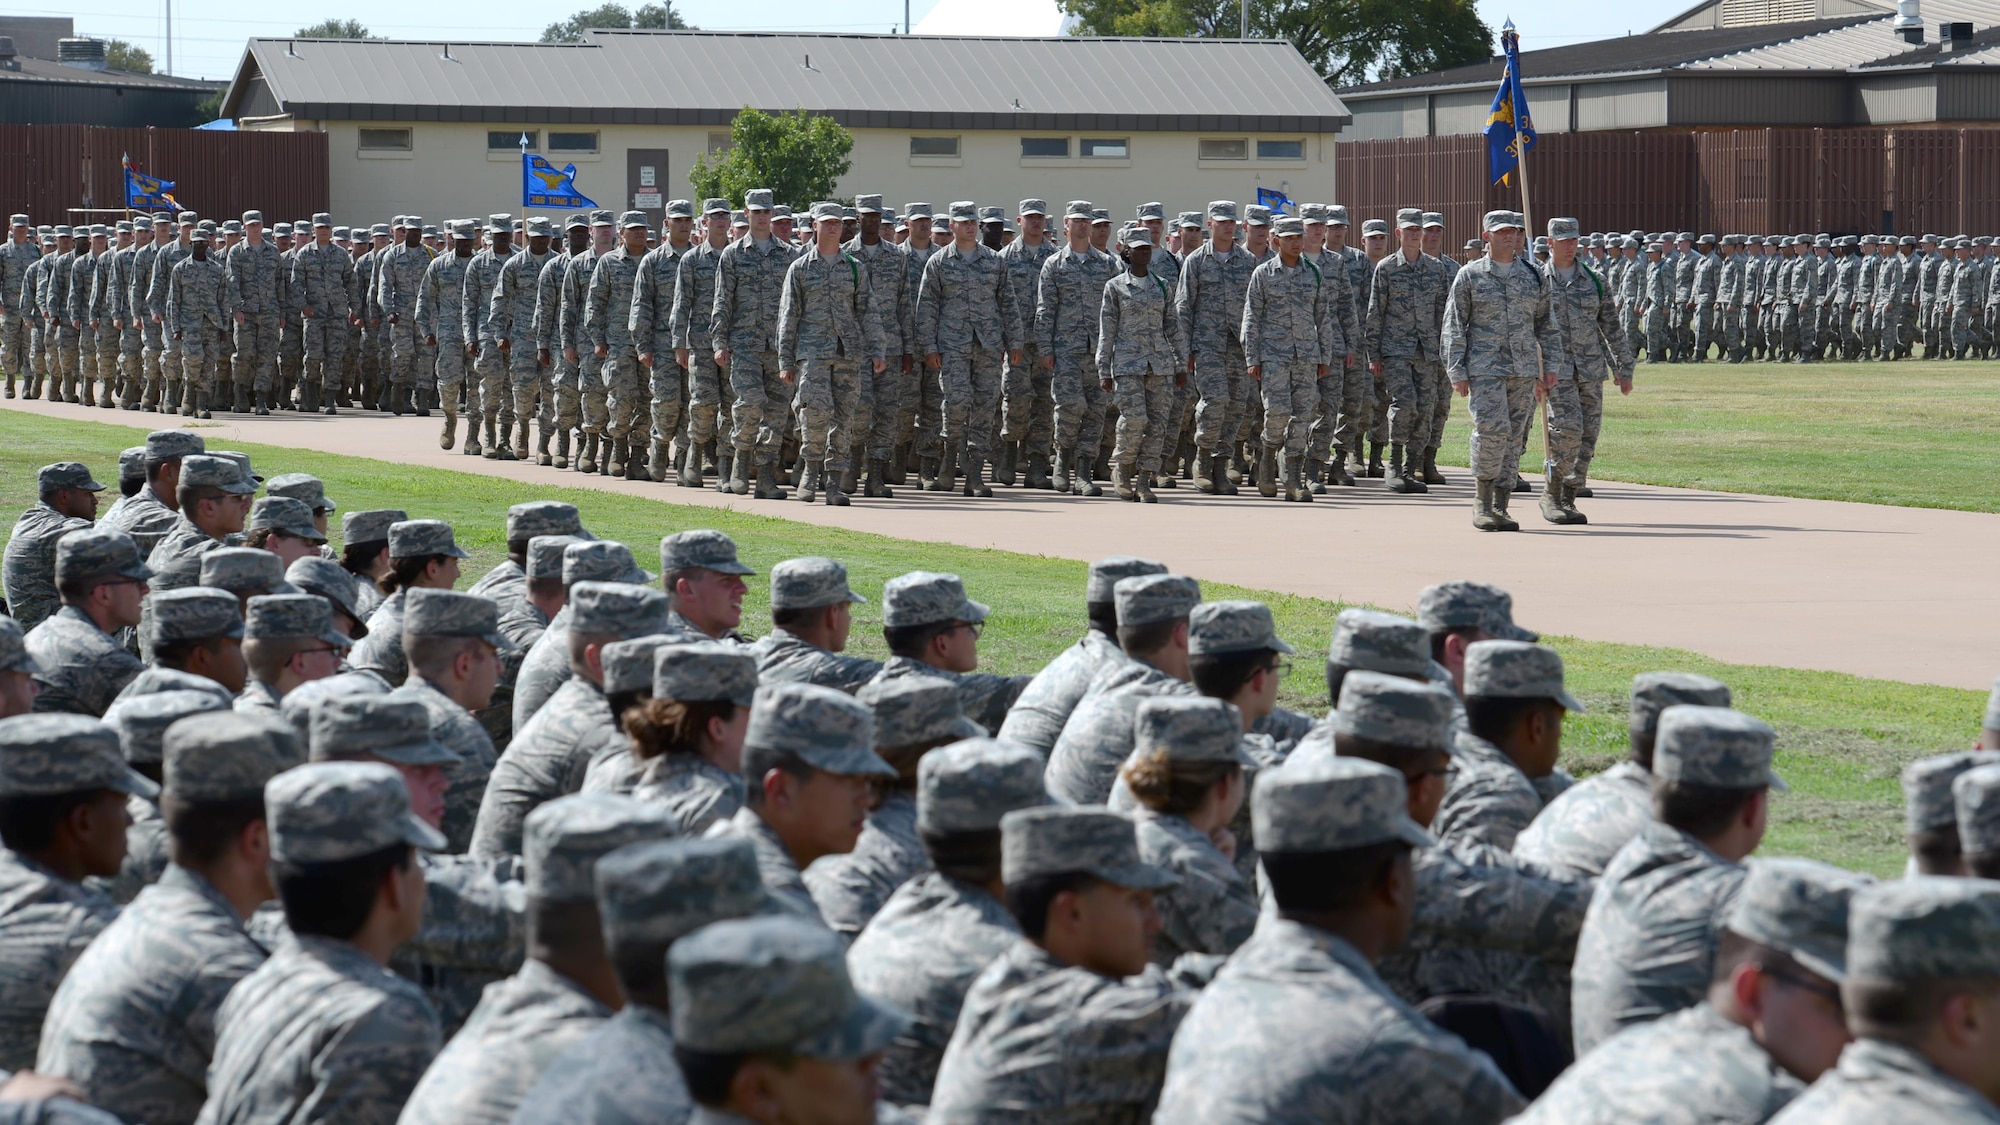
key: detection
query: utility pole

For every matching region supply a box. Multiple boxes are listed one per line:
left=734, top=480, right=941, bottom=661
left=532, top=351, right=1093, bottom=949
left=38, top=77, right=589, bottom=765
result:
left=1240, top=0, right=1247, bottom=37
left=164, top=0, right=173, bottom=75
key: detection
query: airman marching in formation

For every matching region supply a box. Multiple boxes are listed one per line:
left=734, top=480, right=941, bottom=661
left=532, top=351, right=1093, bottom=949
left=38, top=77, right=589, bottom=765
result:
left=2, top=428, right=2000, bottom=1123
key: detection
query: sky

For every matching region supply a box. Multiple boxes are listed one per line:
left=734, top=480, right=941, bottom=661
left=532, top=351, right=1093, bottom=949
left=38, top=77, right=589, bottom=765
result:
left=14, top=0, right=1699, bottom=81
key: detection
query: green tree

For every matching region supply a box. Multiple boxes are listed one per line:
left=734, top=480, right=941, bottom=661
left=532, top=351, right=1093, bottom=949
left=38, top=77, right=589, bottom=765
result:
left=540, top=2, right=694, bottom=42
left=688, top=108, right=854, bottom=212
left=104, top=39, right=153, bottom=73
left=296, top=18, right=369, bottom=38
left=1059, top=0, right=1490, bottom=85
left=196, top=89, right=225, bottom=120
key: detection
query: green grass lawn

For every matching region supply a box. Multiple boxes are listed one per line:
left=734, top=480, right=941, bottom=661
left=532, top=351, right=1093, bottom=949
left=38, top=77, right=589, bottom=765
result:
left=1439, top=358, right=2000, bottom=513
left=3, top=408, right=1986, bottom=876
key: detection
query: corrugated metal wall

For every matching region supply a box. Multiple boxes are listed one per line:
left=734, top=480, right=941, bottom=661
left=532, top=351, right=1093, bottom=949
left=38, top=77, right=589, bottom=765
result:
left=0, top=124, right=327, bottom=224
left=1335, top=127, right=2000, bottom=237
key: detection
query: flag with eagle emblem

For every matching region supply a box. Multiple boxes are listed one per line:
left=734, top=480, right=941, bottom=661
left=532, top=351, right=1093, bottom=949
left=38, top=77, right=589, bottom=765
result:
left=523, top=149, right=597, bottom=209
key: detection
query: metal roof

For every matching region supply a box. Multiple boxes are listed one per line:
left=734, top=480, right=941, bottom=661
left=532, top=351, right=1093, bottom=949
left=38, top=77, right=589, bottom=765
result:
left=223, top=31, right=1350, bottom=132
left=0, top=57, right=222, bottom=91
left=1686, top=0, right=2000, bottom=69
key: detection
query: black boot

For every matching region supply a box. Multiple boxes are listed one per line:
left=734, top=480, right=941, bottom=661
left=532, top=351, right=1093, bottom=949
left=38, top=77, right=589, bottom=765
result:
left=253, top=388, right=271, bottom=416
left=1366, top=442, right=1385, bottom=478
left=863, top=459, right=893, bottom=499
left=823, top=466, right=850, bottom=507
left=962, top=449, right=992, bottom=498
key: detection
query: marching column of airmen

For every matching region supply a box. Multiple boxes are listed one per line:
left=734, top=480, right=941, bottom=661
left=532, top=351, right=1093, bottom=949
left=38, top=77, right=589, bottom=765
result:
left=4, top=428, right=2000, bottom=1121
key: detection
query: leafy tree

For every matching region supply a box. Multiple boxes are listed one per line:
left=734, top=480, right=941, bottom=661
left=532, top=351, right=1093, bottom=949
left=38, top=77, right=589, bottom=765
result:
left=1059, top=0, right=1490, bottom=85
left=196, top=89, right=225, bottom=119
left=688, top=108, right=854, bottom=212
left=296, top=18, right=369, bottom=38
left=104, top=39, right=154, bottom=73
left=540, top=2, right=694, bottom=42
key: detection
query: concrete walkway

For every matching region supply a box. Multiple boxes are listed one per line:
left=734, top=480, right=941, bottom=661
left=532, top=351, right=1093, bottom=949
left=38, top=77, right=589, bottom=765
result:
left=11, top=397, right=1997, bottom=690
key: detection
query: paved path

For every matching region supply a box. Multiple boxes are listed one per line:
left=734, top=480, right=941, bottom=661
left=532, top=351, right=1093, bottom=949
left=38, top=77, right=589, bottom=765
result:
left=11, top=397, right=1997, bottom=690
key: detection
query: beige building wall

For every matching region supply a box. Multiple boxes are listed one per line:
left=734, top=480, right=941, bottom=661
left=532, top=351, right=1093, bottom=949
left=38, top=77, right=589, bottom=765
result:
left=255, top=118, right=1339, bottom=223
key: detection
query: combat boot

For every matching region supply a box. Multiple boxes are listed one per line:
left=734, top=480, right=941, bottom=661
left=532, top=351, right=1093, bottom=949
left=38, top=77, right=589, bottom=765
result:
left=715, top=446, right=734, bottom=489
left=1306, top=458, right=1326, bottom=496
left=1052, top=448, right=1073, bottom=494
left=1024, top=453, right=1050, bottom=491
left=1472, top=480, right=1505, bottom=532
left=1560, top=481, right=1589, bottom=525
left=1401, top=447, right=1428, bottom=494
left=1366, top=442, right=1385, bottom=478
left=863, top=460, right=893, bottom=499
left=1256, top=449, right=1278, bottom=498
left=576, top=433, right=597, bottom=474
left=885, top=442, right=909, bottom=485
left=1328, top=448, right=1360, bottom=484
left=1134, top=466, right=1157, bottom=504
left=648, top=439, right=670, bottom=481
left=1113, top=462, right=1139, bottom=502
left=725, top=448, right=750, bottom=495
left=823, top=465, right=850, bottom=507
left=1074, top=454, right=1102, bottom=497
left=841, top=453, right=861, bottom=497
left=1421, top=447, right=1448, bottom=486
left=80, top=380, right=95, bottom=407
left=1385, top=447, right=1415, bottom=494
left=536, top=427, right=554, bottom=467
left=679, top=442, right=702, bottom=488
left=1286, top=456, right=1313, bottom=502
left=1511, top=472, right=1531, bottom=495
left=1573, top=474, right=1593, bottom=498
left=254, top=389, right=271, bottom=417
left=786, top=455, right=806, bottom=489
left=195, top=388, right=213, bottom=420
left=927, top=446, right=957, bottom=493
left=553, top=429, right=571, bottom=469
left=995, top=441, right=1018, bottom=487
left=1539, top=477, right=1570, bottom=524
left=1214, top=452, right=1238, bottom=496
left=601, top=438, right=620, bottom=476
left=963, top=451, right=992, bottom=498
left=508, top=422, right=528, bottom=462
left=483, top=419, right=504, bottom=460
left=1193, top=449, right=1219, bottom=494
left=754, top=460, right=790, bottom=501
left=798, top=461, right=821, bottom=504
left=1491, top=480, right=1521, bottom=532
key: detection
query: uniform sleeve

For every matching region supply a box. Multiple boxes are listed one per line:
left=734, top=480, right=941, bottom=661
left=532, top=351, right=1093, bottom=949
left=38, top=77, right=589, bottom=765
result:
left=1034, top=256, right=1060, bottom=356
left=856, top=258, right=885, bottom=361
left=776, top=258, right=804, bottom=372
left=1096, top=279, right=1120, bottom=373
left=1240, top=270, right=1264, bottom=363
left=1441, top=268, right=1472, bottom=382
left=913, top=254, right=942, bottom=357
left=1173, top=255, right=1198, bottom=361
left=628, top=256, right=655, bottom=345
left=709, top=250, right=737, bottom=346
left=415, top=262, right=436, bottom=338
left=1159, top=276, right=1186, bottom=370
left=996, top=253, right=1022, bottom=351
left=294, top=994, right=442, bottom=1125
left=1532, top=273, right=1564, bottom=367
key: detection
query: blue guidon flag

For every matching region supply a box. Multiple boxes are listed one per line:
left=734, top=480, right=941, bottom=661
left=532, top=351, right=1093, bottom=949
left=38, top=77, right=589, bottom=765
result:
left=1485, top=20, right=1536, bottom=187
left=522, top=136, right=597, bottom=209
left=123, top=153, right=179, bottom=211
left=1255, top=187, right=1294, bottom=216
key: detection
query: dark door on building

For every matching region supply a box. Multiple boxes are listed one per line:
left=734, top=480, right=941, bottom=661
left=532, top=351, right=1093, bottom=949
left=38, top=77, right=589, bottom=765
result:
left=627, top=149, right=669, bottom=231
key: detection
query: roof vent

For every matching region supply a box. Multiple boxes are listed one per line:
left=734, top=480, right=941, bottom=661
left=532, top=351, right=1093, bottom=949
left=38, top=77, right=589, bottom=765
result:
left=1942, top=20, right=1973, bottom=49
left=0, top=37, right=18, bottom=72
left=56, top=36, right=108, bottom=71
left=1895, top=0, right=1924, bottom=42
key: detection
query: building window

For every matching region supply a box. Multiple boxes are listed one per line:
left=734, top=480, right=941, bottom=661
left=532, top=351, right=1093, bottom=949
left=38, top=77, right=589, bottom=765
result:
left=1021, top=137, right=1069, bottom=158
left=911, top=136, right=960, bottom=157
left=549, top=131, right=598, bottom=153
left=490, top=130, right=536, bottom=151
left=708, top=131, right=733, bottom=153
left=1199, top=138, right=1248, bottom=160
left=1081, top=137, right=1128, bottom=158
left=358, top=128, right=412, bottom=151
left=1257, top=139, right=1304, bottom=160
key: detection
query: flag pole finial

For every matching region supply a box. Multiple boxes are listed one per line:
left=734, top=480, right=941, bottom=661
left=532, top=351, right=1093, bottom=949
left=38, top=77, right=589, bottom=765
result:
left=519, top=132, right=530, bottom=150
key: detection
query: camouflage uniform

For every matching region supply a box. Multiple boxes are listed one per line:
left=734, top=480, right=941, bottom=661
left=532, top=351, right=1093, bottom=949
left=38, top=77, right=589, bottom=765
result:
left=1441, top=226, right=1563, bottom=526
left=1544, top=249, right=1634, bottom=493
left=559, top=237, right=611, bottom=450
left=1175, top=213, right=1257, bottom=479
left=393, top=675, right=500, bottom=854
left=751, top=628, right=882, bottom=693
left=416, top=247, right=472, bottom=403
left=0, top=228, right=38, bottom=392
left=1690, top=243, right=1722, bottom=359
left=3, top=496, right=93, bottom=632
left=463, top=229, right=516, bottom=436
left=473, top=676, right=624, bottom=857
left=1036, top=234, right=1119, bottom=485
left=491, top=239, right=554, bottom=447
left=671, top=230, right=729, bottom=478
left=710, top=220, right=797, bottom=474
left=25, top=525, right=157, bottom=718
left=225, top=234, right=283, bottom=402
left=632, top=753, right=743, bottom=837
left=166, top=247, right=231, bottom=406
left=628, top=232, right=687, bottom=476
left=376, top=236, right=432, bottom=400
left=707, top=805, right=824, bottom=924
left=532, top=245, right=576, bottom=457
left=915, top=214, right=1022, bottom=480
left=585, top=234, right=647, bottom=463
left=1362, top=239, right=1450, bottom=461
left=1241, top=239, right=1337, bottom=481
left=997, top=208, right=1056, bottom=468
left=1097, top=239, right=1187, bottom=480
left=779, top=236, right=885, bottom=490
left=291, top=231, right=358, bottom=401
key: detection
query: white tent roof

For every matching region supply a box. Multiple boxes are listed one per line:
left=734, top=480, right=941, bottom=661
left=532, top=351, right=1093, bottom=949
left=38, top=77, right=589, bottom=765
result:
left=914, top=0, right=1076, bottom=37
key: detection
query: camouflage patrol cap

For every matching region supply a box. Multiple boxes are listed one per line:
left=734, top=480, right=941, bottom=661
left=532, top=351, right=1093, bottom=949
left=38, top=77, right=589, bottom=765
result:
left=311, top=212, right=331, bottom=228
left=568, top=582, right=671, bottom=639
left=521, top=217, right=553, bottom=238
left=1298, top=203, right=1328, bottom=225
left=590, top=209, right=615, bottom=226
left=746, top=682, right=893, bottom=778
left=1001, top=806, right=1176, bottom=889
left=164, top=711, right=300, bottom=803
left=859, top=678, right=980, bottom=749
left=266, top=760, right=446, bottom=863
left=1085, top=556, right=1167, bottom=603
left=743, top=190, right=776, bottom=212
left=771, top=205, right=793, bottom=221
left=1847, top=877, right=2000, bottom=982
left=1135, top=696, right=1253, bottom=766
left=248, top=497, right=325, bottom=542
left=1253, top=755, right=1431, bottom=853
left=1134, top=201, right=1165, bottom=222
left=1333, top=670, right=1455, bottom=750
left=180, top=455, right=255, bottom=495
left=917, top=738, right=1048, bottom=834
left=1548, top=217, right=1581, bottom=240
left=483, top=213, right=511, bottom=234
left=199, top=547, right=291, bottom=595
left=147, top=587, right=244, bottom=645
left=278, top=672, right=387, bottom=741
left=308, top=694, right=457, bottom=768
left=1090, top=208, right=1111, bottom=225
left=1902, top=752, right=2000, bottom=834
left=189, top=230, right=211, bottom=245
left=1394, top=208, right=1423, bottom=229
left=659, top=529, right=755, bottom=576
left=1113, top=573, right=1199, bottom=627
left=1415, top=579, right=1536, bottom=641
left=854, top=195, right=884, bottom=214
left=1361, top=219, right=1390, bottom=237
left=450, top=220, right=476, bottom=239
left=1631, top=672, right=1731, bottom=736
left=267, top=473, right=336, bottom=515
left=244, top=593, right=352, bottom=649
left=1483, top=210, right=1524, bottom=232
left=1188, top=600, right=1293, bottom=657
left=144, top=429, right=205, bottom=460
left=1956, top=765, right=2000, bottom=854
left=212, top=452, right=261, bottom=486
left=1655, top=705, right=1786, bottom=792
left=881, top=571, right=988, bottom=628
left=1245, top=205, right=1273, bottom=227
left=1176, top=211, right=1203, bottom=229
left=596, top=836, right=775, bottom=947
left=388, top=519, right=469, bottom=560
left=1725, top=858, right=1872, bottom=983
left=565, top=212, right=590, bottom=229
left=0, top=714, right=158, bottom=799
left=53, top=225, right=73, bottom=237
left=1985, top=676, right=2000, bottom=731
left=403, top=588, right=513, bottom=649
left=1273, top=216, right=1304, bottom=237
left=1463, top=641, right=1584, bottom=711
left=38, top=462, right=104, bottom=493
left=286, top=557, right=367, bottom=634
left=1019, top=198, right=1049, bottom=217
left=947, top=201, right=976, bottom=222
left=1118, top=227, right=1153, bottom=249
left=1064, top=200, right=1094, bottom=220
left=105, top=689, right=227, bottom=766
left=769, top=557, right=867, bottom=610
left=364, top=223, right=388, bottom=238
left=526, top=535, right=579, bottom=582
left=1422, top=212, right=1445, bottom=228
left=653, top=642, right=759, bottom=708
left=904, top=202, right=933, bottom=220
left=1327, top=609, right=1428, bottom=677
left=1208, top=200, right=1238, bottom=221
left=524, top=792, right=672, bottom=902
left=54, top=527, right=152, bottom=586
left=1327, top=205, right=1351, bottom=226
left=671, top=915, right=908, bottom=1057
left=564, top=540, right=650, bottom=586
left=602, top=634, right=676, bottom=696
left=0, top=618, right=38, bottom=678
